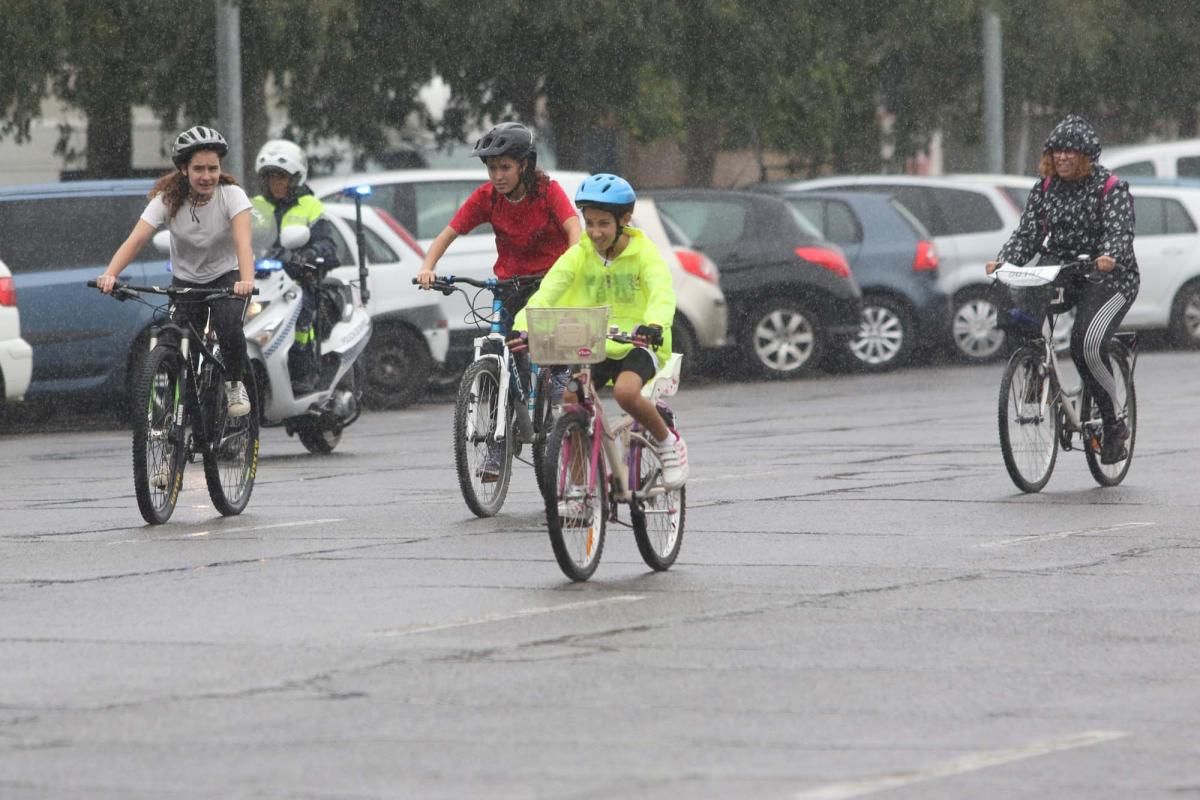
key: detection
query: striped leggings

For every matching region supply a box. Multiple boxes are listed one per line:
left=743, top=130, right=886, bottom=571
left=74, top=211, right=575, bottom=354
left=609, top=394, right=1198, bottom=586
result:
left=1069, top=282, right=1135, bottom=429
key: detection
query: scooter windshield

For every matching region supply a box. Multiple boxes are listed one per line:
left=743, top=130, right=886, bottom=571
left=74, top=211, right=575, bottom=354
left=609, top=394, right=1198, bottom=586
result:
left=251, top=206, right=284, bottom=273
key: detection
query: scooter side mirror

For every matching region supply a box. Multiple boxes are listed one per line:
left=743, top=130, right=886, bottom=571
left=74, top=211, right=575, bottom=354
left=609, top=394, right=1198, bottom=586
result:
left=279, top=225, right=311, bottom=251
left=152, top=230, right=171, bottom=254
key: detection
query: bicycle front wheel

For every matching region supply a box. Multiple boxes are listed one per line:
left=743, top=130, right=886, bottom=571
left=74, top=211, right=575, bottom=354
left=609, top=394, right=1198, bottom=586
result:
left=629, top=433, right=685, bottom=571
left=132, top=347, right=189, bottom=525
left=530, top=366, right=557, bottom=492
left=453, top=359, right=513, bottom=517
left=1082, top=342, right=1136, bottom=487
left=998, top=347, right=1060, bottom=493
left=544, top=410, right=606, bottom=582
left=204, top=371, right=260, bottom=516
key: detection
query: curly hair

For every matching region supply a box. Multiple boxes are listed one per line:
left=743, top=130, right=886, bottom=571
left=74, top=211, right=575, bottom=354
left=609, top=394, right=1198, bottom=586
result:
left=1038, top=151, right=1093, bottom=183
left=149, top=166, right=239, bottom=220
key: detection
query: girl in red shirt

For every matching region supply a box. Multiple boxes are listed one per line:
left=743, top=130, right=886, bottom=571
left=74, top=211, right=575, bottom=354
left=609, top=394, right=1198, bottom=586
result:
left=415, top=122, right=581, bottom=325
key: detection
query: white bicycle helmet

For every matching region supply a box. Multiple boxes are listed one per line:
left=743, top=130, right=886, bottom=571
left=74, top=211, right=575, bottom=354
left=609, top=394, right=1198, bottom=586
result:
left=171, top=125, right=228, bottom=167
left=254, top=139, right=308, bottom=187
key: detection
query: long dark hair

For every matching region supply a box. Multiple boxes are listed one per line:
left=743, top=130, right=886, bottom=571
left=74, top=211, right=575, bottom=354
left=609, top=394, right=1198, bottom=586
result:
left=150, top=160, right=240, bottom=220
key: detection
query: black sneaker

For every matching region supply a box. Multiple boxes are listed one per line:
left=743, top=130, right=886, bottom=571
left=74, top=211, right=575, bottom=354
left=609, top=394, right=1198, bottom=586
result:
left=1100, top=420, right=1129, bottom=465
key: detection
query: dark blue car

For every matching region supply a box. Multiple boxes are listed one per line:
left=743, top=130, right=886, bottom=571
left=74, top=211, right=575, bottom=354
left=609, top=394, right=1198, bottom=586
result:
left=766, top=190, right=950, bottom=371
left=0, top=180, right=168, bottom=404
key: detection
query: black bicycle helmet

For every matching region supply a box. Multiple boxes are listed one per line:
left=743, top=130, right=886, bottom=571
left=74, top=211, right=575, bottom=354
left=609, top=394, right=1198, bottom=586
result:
left=171, top=125, right=229, bottom=167
left=471, top=122, right=536, bottom=163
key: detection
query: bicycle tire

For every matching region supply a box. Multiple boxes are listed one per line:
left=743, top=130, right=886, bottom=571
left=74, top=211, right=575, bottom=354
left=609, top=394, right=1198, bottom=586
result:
left=204, top=371, right=260, bottom=516
left=998, top=346, right=1060, bottom=493
left=629, top=433, right=685, bottom=571
left=132, top=347, right=189, bottom=525
left=453, top=359, right=513, bottom=517
left=1081, top=342, right=1136, bottom=486
left=544, top=410, right=606, bottom=582
left=531, top=367, right=556, bottom=492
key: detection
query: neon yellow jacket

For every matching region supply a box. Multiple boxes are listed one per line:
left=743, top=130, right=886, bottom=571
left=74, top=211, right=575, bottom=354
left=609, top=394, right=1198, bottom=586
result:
left=513, top=226, right=676, bottom=362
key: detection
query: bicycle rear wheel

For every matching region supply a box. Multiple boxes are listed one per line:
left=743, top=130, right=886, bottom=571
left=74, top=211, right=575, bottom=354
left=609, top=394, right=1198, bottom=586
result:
left=204, top=370, right=260, bottom=516
left=629, top=433, right=685, bottom=571
left=998, top=347, right=1060, bottom=493
left=453, top=359, right=513, bottom=517
left=1082, top=342, right=1136, bottom=486
left=544, top=410, right=606, bottom=582
left=132, top=347, right=189, bottom=525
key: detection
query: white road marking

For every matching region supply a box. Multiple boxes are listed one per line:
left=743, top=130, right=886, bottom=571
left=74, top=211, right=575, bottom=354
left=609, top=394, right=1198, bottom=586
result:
left=106, top=518, right=347, bottom=545
left=371, top=594, right=645, bottom=637
left=980, top=521, right=1154, bottom=548
left=793, top=730, right=1129, bottom=800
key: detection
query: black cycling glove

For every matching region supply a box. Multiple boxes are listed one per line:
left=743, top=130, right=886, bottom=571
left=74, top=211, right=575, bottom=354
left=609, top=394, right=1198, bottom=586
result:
left=633, top=324, right=664, bottom=347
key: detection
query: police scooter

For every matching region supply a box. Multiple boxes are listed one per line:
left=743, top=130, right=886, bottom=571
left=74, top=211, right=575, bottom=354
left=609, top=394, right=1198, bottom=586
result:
left=246, top=211, right=372, bottom=454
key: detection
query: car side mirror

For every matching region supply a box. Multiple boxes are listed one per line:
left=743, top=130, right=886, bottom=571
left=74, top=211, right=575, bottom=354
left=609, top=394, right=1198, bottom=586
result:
left=279, top=225, right=311, bottom=250
left=152, top=230, right=171, bottom=254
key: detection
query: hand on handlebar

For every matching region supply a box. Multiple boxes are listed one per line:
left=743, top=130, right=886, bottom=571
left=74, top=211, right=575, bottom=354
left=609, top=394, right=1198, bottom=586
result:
left=506, top=331, right=528, bottom=353
left=633, top=324, right=664, bottom=347
left=985, top=260, right=999, bottom=275
left=1095, top=255, right=1116, bottom=273
left=415, top=267, right=437, bottom=288
left=234, top=280, right=255, bottom=297
left=94, top=274, right=118, bottom=294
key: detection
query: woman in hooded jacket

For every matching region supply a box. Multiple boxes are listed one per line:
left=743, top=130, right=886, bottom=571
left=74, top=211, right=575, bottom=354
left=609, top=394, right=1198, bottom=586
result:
left=986, top=114, right=1140, bottom=465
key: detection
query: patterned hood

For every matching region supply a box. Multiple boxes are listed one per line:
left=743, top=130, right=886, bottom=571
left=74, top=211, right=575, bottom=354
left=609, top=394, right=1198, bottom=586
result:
left=1043, top=114, right=1102, bottom=159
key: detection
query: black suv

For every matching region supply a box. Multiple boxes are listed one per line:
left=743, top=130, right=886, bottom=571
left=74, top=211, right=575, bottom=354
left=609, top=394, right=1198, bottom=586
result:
left=647, top=189, right=862, bottom=378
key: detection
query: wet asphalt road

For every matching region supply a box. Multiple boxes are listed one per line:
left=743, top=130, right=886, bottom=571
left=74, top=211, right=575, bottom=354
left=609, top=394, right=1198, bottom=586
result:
left=1, top=352, right=1198, bottom=799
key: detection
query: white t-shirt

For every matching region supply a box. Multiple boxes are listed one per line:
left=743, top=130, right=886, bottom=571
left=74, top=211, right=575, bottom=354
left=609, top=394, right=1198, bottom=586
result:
left=140, top=184, right=253, bottom=283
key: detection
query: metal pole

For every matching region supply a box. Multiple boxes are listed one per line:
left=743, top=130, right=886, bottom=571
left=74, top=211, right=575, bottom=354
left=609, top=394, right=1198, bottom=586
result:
left=215, top=0, right=245, bottom=182
left=983, top=10, right=1004, bottom=173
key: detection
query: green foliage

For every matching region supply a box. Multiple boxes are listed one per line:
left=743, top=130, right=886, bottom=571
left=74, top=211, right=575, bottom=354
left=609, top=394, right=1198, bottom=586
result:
left=6, top=0, right=1200, bottom=182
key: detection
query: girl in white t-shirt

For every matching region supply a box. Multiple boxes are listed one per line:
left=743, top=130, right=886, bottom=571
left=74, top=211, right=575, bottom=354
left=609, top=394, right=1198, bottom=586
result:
left=97, top=126, right=256, bottom=417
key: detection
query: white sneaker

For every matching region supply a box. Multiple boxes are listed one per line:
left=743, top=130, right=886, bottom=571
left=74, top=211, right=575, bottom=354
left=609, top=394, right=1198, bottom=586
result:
left=225, top=381, right=250, bottom=417
left=556, top=496, right=591, bottom=525
left=152, top=470, right=170, bottom=490
left=655, top=431, right=689, bottom=489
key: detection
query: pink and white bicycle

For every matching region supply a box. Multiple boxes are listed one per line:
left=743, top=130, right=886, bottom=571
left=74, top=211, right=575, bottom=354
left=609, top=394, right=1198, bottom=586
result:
left=526, top=307, right=686, bottom=582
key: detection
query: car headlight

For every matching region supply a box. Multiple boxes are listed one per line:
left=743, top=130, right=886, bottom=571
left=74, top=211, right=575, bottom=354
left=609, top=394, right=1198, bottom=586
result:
left=244, top=300, right=269, bottom=322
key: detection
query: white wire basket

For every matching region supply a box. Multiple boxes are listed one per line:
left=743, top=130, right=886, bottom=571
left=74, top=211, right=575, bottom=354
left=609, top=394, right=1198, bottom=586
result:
left=525, top=306, right=610, bottom=365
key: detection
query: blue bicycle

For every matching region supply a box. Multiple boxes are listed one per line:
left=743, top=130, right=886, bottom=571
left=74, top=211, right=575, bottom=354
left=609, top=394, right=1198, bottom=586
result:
left=420, top=275, right=559, bottom=517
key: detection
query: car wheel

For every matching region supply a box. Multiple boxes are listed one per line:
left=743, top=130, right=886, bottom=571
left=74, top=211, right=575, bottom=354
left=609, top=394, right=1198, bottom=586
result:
left=742, top=300, right=824, bottom=379
left=360, top=325, right=432, bottom=410
left=1170, top=280, right=1200, bottom=349
left=950, top=286, right=1007, bottom=362
left=848, top=295, right=913, bottom=371
left=671, top=319, right=701, bottom=381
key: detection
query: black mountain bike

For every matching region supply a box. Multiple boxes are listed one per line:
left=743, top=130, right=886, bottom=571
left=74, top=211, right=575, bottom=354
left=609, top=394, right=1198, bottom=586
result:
left=90, top=280, right=261, bottom=524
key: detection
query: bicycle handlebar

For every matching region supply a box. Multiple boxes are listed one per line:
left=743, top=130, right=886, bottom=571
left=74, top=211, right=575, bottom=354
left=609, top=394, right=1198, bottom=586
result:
left=87, top=280, right=259, bottom=297
left=412, top=274, right=542, bottom=295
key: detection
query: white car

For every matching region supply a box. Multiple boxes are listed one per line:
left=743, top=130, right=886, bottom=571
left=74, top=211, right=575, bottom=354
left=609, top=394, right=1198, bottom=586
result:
left=317, top=201, right=450, bottom=408
left=0, top=257, right=33, bottom=403
left=309, top=169, right=728, bottom=374
left=952, top=174, right=1200, bottom=348
left=1105, top=139, right=1200, bottom=179
left=773, top=175, right=1023, bottom=361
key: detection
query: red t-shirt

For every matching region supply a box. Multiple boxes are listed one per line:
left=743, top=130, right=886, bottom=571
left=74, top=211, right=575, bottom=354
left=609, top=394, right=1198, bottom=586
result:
left=449, top=178, right=576, bottom=278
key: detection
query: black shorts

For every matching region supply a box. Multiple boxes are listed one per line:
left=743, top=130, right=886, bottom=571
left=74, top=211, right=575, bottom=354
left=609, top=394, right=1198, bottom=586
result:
left=589, top=348, right=658, bottom=388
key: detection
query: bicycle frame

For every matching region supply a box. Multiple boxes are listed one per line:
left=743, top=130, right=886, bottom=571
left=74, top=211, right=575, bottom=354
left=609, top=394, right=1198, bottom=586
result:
left=565, top=353, right=680, bottom=508
left=468, top=282, right=540, bottom=446
left=149, top=309, right=229, bottom=455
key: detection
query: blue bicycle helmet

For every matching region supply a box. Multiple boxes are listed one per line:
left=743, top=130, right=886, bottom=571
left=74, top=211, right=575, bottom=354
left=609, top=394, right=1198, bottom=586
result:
left=574, top=173, right=637, bottom=208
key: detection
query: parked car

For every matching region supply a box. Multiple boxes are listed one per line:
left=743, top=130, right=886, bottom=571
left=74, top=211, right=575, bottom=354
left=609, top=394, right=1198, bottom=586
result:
left=1104, top=138, right=1200, bottom=179
left=0, top=180, right=448, bottom=412
left=770, top=175, right=1023, bottom=363
left=953, top=174, right=1200, bottom=348
left=762, top=189, right=948, bottom=371
left=309, top=169, right=729, bottom=375
left=0, top=256, right=33, bottom=403
left=645, top=188, right=862, bottom=379
left=318, top=201, right=449, bottom=408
